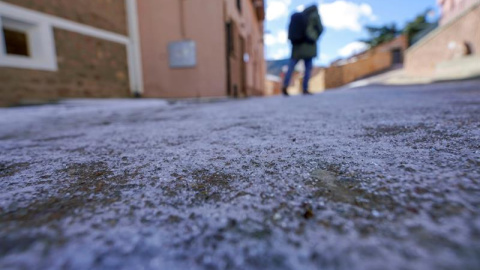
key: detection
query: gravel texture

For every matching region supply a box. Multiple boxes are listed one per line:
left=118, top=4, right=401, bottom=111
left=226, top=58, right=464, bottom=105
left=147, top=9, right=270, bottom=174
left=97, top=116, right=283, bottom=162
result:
left=1, top=81, right=479, bottom=270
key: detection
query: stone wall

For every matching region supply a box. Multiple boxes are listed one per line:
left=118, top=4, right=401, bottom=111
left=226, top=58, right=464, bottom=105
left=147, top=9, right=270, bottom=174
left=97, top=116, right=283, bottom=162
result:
left=0, top=29, right=130, bottom=106
left=1, top=0, right=127, bottom=35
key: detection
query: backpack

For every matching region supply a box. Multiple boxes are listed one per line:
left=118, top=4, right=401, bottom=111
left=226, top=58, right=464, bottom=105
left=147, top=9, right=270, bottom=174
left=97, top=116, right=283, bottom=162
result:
left=288, top=12, right=308, bottom=45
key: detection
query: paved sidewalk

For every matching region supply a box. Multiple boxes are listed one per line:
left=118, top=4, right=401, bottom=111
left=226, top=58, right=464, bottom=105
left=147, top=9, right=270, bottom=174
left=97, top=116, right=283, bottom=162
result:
left=1, top=81, right=479, bottom=269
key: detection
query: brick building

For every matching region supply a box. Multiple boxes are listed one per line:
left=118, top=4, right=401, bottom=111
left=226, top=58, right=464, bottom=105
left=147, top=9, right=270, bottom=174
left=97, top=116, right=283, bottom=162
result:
left=0, top=0, right=143, bottom=106
left=405, top=0, right=480, bottom=78
left=0, top=0, right=266, bottom=106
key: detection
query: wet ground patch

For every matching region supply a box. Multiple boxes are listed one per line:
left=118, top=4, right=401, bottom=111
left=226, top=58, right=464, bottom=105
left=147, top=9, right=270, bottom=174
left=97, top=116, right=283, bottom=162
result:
left=162, top=135, right=199, bottom=147
left=0, top=162, right=30, bottom=178
left=163, top=169, right=241, bottom=206
left=305, top=166, right=395, bottom=212
left=363, top=123, right=470, bottom=150
left=35, top=134, right=84, bottom=142
left=412, top=128, right=464, bottom=145
left=0, top=162, right=139, bottom=228
left=212, top=122, right=262, bottom=132
left=363, top=123, right=429, bottom=138
left=190, top=169, right=236, bottom=203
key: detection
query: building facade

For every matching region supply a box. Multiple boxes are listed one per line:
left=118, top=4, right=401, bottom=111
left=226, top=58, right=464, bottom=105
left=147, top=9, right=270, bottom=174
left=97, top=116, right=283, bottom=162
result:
left=0, top=0, right=143, bottom=106
left=137, top=0, right=265, bottom=99
left=405, top=0, right=480, bottom=77
left=438, top=0, right=478, bottom=25
left=0, top=0, right=266, bottom=106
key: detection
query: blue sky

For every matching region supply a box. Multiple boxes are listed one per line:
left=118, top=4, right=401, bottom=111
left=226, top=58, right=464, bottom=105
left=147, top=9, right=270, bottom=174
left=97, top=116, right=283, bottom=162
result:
left=264, top=0, right=439, bottom=66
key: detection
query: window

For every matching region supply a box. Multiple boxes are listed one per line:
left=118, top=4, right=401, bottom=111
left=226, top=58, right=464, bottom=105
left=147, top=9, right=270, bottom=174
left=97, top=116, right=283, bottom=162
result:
left=3, top=27, right=30, bottom=57
left=0, top=11, right=57, bottom=71
left=237, top=0, right=242, bottom=13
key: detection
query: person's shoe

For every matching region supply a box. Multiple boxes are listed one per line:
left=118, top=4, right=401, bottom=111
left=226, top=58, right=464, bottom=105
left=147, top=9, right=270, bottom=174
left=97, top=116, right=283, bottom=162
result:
left=282, top=87, right=289, bottom=97
left=303, top=90, right=312, bottom=95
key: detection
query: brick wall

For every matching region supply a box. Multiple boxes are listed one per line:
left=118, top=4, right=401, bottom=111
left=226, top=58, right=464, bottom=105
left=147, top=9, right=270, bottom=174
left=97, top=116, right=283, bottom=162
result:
left=324, top=51, right=392, bottom=89
left=264, top=77, right=281, bottom=96
left=307, top=68, right=326, bottom=93
left=324, top=66, right=344, bottom=89
left=1, top=0, right=127, bottom=34
left=287, top=68, right=326, bottom=94
left=321, top=35, right=404, bottom=89
left=405, top=3, right=480, bottom=76
left=341, top=51, right=392, bottom=83
left=0, top=29, right=130, bottom=106
left=375, top=35, right=408, bottom=54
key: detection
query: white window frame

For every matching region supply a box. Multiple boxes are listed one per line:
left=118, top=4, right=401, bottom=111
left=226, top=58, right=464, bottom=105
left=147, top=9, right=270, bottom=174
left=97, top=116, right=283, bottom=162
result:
left=0, top=13, right=57, bottom=71
left=0, top=1, right=143, bottom=94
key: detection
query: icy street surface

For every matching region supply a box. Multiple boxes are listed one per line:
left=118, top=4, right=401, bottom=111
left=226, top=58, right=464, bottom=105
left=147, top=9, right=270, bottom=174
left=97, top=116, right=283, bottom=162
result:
left=1, top=81, right=479, bottom=270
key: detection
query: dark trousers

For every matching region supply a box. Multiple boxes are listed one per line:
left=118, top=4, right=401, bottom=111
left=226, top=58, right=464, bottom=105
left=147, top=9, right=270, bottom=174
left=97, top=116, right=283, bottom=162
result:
left=283, top=58, right=313, bottom=92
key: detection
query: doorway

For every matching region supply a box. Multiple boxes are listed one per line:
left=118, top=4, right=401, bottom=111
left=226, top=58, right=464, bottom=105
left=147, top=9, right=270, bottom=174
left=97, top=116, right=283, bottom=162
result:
left=391, top=48, right=403, bottom=65
left=225, top=21, right=246, bottom=98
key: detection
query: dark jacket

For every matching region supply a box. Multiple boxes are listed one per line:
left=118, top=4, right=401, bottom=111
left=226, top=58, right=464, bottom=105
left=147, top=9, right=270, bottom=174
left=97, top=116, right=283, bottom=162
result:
left=292, top=6, right=323, bottom=60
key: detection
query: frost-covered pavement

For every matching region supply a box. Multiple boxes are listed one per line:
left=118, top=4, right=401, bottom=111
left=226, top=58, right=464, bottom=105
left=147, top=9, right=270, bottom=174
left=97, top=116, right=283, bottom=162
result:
left=1, top=81, right=480, bottom=270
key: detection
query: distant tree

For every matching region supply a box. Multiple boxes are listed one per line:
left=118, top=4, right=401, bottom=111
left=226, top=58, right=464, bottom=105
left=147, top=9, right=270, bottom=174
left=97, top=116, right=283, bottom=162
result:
left=360, top=24, right=401, bottom=48
left=359, top=9, right=437, bottom=48
left=403, top=9, right=436, bottom=45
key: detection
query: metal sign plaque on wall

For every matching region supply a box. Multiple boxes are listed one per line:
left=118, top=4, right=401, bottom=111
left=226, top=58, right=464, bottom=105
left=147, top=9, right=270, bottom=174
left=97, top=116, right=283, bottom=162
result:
left=168, top=40, right=196, bottom=68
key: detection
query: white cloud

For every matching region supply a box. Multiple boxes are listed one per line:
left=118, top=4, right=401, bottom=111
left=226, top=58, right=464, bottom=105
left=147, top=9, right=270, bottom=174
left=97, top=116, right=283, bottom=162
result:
left=320, top=53, right=330, bottom=62
left=295, top=5, right=305, bottom=12
left=266, top=0, right=292, bottom=21
left=277, top=30, right=288, bottom=43
left=264, top=34, right=277, bottom=46
left=264, top=30, right=288, bottom=46
left=271, top=47, right=290, bottom=60
left=338, top=41, right=369, bottom=58
left=319, top=1, right=376, bottom=32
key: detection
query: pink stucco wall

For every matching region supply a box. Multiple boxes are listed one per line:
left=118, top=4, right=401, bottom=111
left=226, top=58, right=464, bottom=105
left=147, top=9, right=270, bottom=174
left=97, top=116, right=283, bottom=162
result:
left=137, top=0, right=265, bottom=98
left=137, top=0, right=227, bottom=98
left=438, top=0, right=479, bottom=25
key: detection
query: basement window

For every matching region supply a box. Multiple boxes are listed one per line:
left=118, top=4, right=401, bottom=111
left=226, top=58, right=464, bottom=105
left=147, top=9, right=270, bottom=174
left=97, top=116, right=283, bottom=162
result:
left=0, top=9, right=57, bottom=71
left=3, top=27, right=30, bottom=57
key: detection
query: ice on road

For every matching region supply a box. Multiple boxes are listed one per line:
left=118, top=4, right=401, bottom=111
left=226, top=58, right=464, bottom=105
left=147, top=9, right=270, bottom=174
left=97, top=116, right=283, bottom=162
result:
left=1, top=81, right=479, bottom=269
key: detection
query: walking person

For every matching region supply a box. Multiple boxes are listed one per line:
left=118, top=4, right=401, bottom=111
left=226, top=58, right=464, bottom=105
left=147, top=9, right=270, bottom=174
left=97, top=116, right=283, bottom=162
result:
left=282, top=5, right=323, bottom=96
